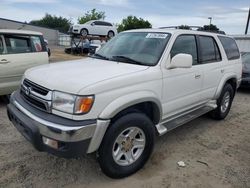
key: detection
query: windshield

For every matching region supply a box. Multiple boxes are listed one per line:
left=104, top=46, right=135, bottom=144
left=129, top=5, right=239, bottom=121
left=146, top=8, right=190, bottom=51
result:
left=242, top=53, right=250, bottom=64
left=94, top=32, right=170, bottom=66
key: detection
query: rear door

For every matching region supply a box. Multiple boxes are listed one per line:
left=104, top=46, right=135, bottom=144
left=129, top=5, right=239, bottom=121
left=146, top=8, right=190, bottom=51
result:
left=197, top=35, right=224, bottom=102
left=0, top=34, right=48, bottom=95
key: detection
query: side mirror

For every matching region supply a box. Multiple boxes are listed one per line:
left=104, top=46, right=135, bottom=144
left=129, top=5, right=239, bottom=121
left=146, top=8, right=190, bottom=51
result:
left=91, top=23, right=95, bottom=26
left=168, top=53, right=193, bottom=69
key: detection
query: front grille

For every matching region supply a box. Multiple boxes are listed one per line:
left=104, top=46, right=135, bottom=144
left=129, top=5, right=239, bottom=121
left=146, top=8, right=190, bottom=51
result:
left=21, top=90, right=47, bottom=111
left=21, top=79, right=51, bottom=113
left=23, top=79, right=49, bottom=96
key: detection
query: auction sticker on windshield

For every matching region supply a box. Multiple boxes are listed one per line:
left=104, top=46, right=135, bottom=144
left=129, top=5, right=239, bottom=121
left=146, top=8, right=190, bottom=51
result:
left=146, top=33, right=168, bottom=39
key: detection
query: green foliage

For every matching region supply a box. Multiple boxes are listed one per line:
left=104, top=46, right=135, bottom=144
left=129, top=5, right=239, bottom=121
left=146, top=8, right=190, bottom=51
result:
left=117, top=16, right=152, bottom=32
left=198, top=24, right=225, bottom=34
left=78, top=9, right=106, bottom=24
left=198, top=24, right=219, bottom=31
left=178, top=25, right=191, bottom=30
left=30, top=13, right=72, bottom=33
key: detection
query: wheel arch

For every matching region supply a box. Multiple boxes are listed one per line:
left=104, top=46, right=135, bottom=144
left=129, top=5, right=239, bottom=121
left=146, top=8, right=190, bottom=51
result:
left=99, top=91, right=162, bottom=125
left=215, top=74, right=237, bottom=99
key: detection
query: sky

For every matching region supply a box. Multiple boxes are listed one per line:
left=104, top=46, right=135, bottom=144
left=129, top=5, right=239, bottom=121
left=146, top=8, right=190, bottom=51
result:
left=0, top=0, right=249, bottom=34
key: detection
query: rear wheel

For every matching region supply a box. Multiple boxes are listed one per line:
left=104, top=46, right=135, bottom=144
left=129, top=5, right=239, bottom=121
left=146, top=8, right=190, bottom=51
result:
left=107, top=31, right=115, bottom=38
left=98, top=113, right=155, bottom=179
left=210, top=84, right=234, bottom=120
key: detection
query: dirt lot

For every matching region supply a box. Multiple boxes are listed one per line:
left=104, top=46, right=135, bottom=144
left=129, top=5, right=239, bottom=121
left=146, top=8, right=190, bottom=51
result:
left=49, top=46, right=84, bottom=63
left=0, top=89, right=249, bottom=188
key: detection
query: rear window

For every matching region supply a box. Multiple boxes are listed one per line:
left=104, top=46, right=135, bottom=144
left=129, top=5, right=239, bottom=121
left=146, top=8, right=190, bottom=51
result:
left=198, top=36, right=221, bottom=63
left=31, top=36, right=43, bottom=52
left=218, top=36, right=240, bottom=60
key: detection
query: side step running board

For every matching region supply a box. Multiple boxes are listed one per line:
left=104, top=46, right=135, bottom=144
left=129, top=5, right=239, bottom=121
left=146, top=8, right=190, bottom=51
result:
left=157, top=105, right=217, bottom=136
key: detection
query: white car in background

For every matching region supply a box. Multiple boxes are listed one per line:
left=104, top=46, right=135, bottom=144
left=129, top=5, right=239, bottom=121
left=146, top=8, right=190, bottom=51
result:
left=70, top=20, right=117, bottom=38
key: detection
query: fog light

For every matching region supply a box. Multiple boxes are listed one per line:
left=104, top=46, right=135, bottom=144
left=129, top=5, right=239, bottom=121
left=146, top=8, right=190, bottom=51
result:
left=42, top=137, right=58, bottom=149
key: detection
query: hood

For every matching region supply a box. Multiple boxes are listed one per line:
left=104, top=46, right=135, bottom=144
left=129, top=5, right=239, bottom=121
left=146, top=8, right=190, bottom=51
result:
left=24, top=58, right=148, bottom=94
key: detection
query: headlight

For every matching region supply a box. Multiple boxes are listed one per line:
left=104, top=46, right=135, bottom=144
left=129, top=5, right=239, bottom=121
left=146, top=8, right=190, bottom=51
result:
left=52, top=91, right=94, bottom=114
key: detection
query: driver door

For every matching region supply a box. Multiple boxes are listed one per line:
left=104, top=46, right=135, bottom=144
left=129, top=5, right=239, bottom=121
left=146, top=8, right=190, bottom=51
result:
left=161, top=34, right=203, bottom=119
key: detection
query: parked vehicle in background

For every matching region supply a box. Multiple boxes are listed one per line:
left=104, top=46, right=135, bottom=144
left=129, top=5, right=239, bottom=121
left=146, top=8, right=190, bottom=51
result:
left=44, top=39, right=51, bottom=57
left=69, top=20, right=117, bottom=38
left=7, top=29, right=242, bottom=178
left=0, top=29, right=49, bottom=97
left=241, top=52, right=250, bottom=88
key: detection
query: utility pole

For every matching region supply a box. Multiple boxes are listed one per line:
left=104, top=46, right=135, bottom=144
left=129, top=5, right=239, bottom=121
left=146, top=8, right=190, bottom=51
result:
left=208, top=17, right=212, bottom=30
left=245, top=7, right=250, bottom=35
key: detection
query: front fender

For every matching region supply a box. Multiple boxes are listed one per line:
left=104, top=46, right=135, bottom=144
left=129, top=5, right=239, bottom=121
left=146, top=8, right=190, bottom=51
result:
left=98, top=91, right=162, bottom=120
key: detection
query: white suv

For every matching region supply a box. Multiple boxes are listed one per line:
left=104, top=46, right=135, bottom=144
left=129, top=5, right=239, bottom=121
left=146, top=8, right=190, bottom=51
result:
left=70, top=20, right=117, bottom=38
left=7, top=29, right=242, bottom=178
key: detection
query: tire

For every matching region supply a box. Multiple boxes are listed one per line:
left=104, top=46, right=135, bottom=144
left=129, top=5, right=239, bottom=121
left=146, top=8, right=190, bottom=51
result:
left=98, top=113, right=155, bottom=179
left=107, top=31, right=115, bottom=38
left=2, top=94, right=10, bottom=104
left=80, top=29, right=88, bottom=37
left=210, top=84, right=234, bottom=120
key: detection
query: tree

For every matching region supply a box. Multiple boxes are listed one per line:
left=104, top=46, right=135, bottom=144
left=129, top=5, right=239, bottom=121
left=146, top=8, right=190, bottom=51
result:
left=178, top=25, right=191, bottom=30
left=198, top=24, right=225, bottom=34
left=198, top=24, right=219, bottom=32
left=30, top=14, right=72, bottom=33
left=78, top=9, right=106, bottom=24
left=117, top=16, right=152, bottom=32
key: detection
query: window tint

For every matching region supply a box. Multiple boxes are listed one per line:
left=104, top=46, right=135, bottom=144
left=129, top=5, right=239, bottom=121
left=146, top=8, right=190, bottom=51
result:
left=94, top=21, right=102, bottom=26
left=171, top=35, right=198, bottom=65
left=103, top=22, right=112, bottom=26
left=31, top=36, right=43, bottom=52
left=199, top=36, right=221, bottom=63
left=0, top=37, right=4, bottom=54
left=218, top=36, right=240, bottom=60
left=4, top=35, right=32, bottom=54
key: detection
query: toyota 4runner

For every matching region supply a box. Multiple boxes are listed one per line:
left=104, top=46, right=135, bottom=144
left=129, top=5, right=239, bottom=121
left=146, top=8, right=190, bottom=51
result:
left=7, top=29, right=242, bottom=178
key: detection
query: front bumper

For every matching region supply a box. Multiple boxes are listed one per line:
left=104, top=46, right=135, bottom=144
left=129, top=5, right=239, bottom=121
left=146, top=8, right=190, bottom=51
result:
left=7, top=91, right=110, bottom=158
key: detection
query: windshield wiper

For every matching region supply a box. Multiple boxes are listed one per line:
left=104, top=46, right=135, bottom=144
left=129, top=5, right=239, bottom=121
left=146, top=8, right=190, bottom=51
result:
left=112, top=55, right=145, bottom=65
left=92, top=53, right=110, bottom=60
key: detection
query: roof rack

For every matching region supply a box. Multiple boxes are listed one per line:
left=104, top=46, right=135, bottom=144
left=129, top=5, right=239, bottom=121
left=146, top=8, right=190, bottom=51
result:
left=159, top=26, right=226, bottom=35
left=159, top=26, right=202, bottom=30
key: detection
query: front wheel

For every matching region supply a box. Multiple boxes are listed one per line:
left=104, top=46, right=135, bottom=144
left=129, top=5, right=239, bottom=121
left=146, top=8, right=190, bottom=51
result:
left=98, top=113, right=155, bottom=179
left=80, top=29, right=88, bottom=37
left=210, top=84, right=234, bottom=120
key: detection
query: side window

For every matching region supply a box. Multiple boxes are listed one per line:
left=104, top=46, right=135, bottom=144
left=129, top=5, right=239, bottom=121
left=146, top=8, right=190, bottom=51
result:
left=30, top=36, right=44, bottom=52
left=198, top=36, right=221, bottom=63
left=4, top=34, right=32, bottom=54
left=218, top=36, right=240, bottom=60
left=171, top=35, right=198, bottom=65
left=94, top=21, right=102, bottom=26
left=0, top=37, right=4, bottom=54
left=104, top=22, right=112, bottom=26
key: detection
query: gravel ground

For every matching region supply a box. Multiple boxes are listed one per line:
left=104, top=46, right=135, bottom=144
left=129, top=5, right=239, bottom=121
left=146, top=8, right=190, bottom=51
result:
left=0, top=89, right=249, bottom=188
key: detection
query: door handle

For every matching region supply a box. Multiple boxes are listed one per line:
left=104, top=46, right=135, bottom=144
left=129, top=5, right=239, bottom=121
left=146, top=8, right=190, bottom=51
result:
left=221, top=69, right=225, bottom=73
left=0, top=59, right=10, bottom=64
left=195, top=74, right=201, bottom=79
